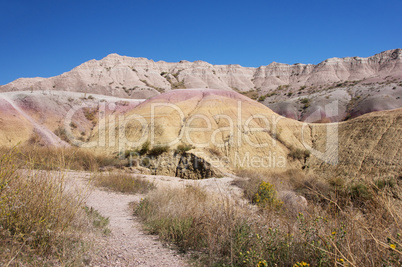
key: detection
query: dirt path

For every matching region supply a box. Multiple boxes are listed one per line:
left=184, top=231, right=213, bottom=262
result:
left=65, top=170, right=244, bottom=266
left=0, top=95, right=68, bottom=147
left=72, top=172, right=188, bottom=267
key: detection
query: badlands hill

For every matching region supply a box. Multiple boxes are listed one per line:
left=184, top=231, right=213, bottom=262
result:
left=0, top=89, right=400, bottom=180
left=1, top=49, right=401, bottom=121
left=106, top=89, right=401, bottom=180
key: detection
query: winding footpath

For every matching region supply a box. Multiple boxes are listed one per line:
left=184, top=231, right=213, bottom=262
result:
left=73, top=172, right=188, bottom=267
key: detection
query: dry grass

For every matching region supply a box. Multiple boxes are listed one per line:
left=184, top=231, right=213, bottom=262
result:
left=134, top=186, right=250, bottom=265
left=135, top=169, right=402, bottom=266
left=0, top=145, right=125, bottom=172
left=0, top=147, right=103, bottom=265
left=93, top=172, right=155, bottom=194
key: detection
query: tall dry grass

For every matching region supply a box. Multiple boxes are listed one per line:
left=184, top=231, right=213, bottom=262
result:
left=0, top=147, right=105, bottom=265
left=93, top=172, right=155, bottom=194
left=135, top=169, right=401, bottom=266
left=0, top=145, right=125, bottom=172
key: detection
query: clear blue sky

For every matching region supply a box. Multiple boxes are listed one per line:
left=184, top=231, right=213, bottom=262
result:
left=1, top=0, right=401, bottom=85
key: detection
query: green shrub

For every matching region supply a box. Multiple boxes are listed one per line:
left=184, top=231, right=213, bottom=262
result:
left=138, top=141, right=150, bottom=156
left=175, top=144, right=194, bottom=154
left=374, top=178, right=396, bottom=190
left=300, top=98, right=310, bottom=109
left=252, top=181, right=283, bottom=209
left=148, top=145, right=169, bottom=157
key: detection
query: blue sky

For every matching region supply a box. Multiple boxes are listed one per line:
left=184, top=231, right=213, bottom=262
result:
left=1, top=0, right=401, bottom=85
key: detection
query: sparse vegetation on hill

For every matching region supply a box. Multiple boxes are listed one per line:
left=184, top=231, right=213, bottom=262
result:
left=174, top=144, right=194, bottom=154
left=240, top=89, right=259, bottom=100
left=288, top=147, right=311, bottom=161
left=300, top=97, right=311, bottom=109
left=148, top=145, right=170, bottom=157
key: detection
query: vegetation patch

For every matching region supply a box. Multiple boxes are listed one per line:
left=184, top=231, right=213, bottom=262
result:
left=93, top=172, right=155, bottom=194
left=134, top=168, right=402, bottom=266
left=0, top=145, right=125, bottom=172
left=84, top=206, right=110, bottom=235
left=300, top=98, right=311, bottom=109
left=288, top=147, right=311, bottom=161
left=148, top=145, right=170, bottom=157
left=252, top=181, right=283, bottom=209
left=0, top=148, right=97, bottom=265
left=174, top=144, right=194, bottom=154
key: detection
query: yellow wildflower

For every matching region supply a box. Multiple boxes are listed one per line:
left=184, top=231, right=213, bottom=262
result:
left=293, top=261, right=310, bottom=267
left=390, top=244, right=396, bottom=249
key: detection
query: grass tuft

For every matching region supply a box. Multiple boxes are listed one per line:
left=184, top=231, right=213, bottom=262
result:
left=93, top=172, right=155, bottom=194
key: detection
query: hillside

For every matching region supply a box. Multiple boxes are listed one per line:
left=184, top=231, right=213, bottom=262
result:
left=88, top=89, right=401, bottom=180
left=1, top=88, right=400, bottom=180
left=1, top=49, right=401, bottom=121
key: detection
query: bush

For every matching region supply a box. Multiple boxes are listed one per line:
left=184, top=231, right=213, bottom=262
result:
left=84, top=206, right=110, bottom=235
left=141, top=171, right=402, bottom=266
left=252, top=181, right=283, bottom=209
left=175, top=144, right=194, bottom=154
left=300, top=98, right=311, bottom=109
left=138, top=141, right=150, bottom=156
left=54, top=126, right=70, bottom=143
left=148, top=145, right=169, bottom=157
left=288, top=148, right=311, bottom=160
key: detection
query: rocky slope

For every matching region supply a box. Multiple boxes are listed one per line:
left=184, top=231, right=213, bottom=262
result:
left=1, top=49, right=401, bottom=121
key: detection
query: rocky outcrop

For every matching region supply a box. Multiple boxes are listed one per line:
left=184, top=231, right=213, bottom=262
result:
left=1, top=49, right=401, bottom=96
left=145, top=152, right=220, bottom=179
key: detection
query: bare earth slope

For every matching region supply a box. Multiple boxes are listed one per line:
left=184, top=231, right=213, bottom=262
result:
left=0, top=91, right=144, bottom=146
left=91, top=89, right=401, bottom=180
left=0, top=89, right=400, bottom=181
left=1, top=49, right=401, bottom=121
left=307, top=108, right=402, bottom=180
